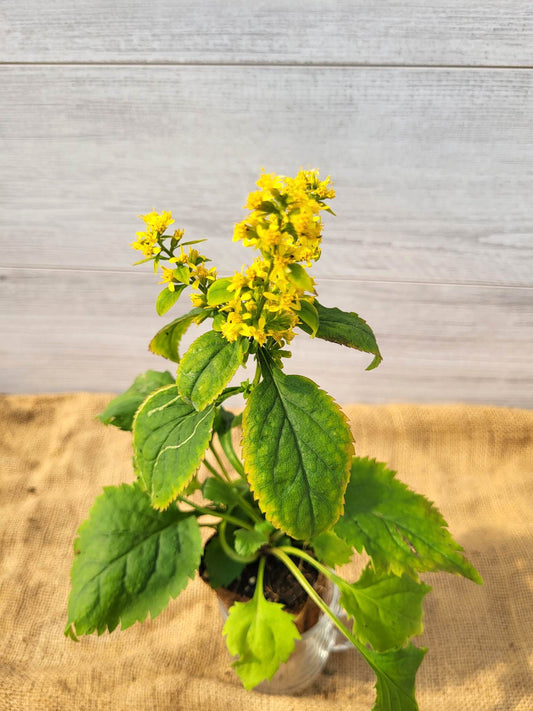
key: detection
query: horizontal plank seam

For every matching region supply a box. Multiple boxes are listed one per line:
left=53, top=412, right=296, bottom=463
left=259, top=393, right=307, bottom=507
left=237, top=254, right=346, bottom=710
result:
left=1, top=265, right=531, bottom=291
left=1, top=61, right=533, bottom=70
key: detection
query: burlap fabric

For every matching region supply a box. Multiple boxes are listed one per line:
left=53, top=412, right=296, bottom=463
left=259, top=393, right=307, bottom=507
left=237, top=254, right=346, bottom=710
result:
left=1, top=394, right=532, bottom=711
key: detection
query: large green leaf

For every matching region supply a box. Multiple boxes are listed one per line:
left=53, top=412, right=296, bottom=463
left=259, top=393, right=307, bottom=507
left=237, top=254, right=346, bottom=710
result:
left=97, top=370, right=175, bottom=431
left=242, top=363, right=354, bottom=540
left=177, top=331, right=242, bottom=411
left=339, top=565, right=430, bottom=652
left=223, top=566, right=301, bottom=690
left=132, top=384, right=215, bottom=509
left=366, top=643, right=426, bottom=711
left=335, top=457, right=483, bottom=583
left=65, top=483, right=202, bottom=638
left=310, top=300, right=382, bottom=370
left=149, top=307, right=203, bottom=363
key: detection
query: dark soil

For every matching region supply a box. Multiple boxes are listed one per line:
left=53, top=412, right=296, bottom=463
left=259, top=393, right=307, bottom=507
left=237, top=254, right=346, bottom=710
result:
left=226, top=552, right=318, bottom=612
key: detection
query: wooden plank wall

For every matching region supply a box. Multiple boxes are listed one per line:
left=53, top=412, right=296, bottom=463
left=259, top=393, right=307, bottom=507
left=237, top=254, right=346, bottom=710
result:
left=1, top=2, right=532, bottom=407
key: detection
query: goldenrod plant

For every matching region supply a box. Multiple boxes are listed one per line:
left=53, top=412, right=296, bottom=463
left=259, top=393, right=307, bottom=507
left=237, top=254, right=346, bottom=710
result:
left=66, top=170, right=481, bottom=709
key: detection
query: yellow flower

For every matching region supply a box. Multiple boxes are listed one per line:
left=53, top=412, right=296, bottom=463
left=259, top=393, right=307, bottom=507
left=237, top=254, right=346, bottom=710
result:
left=190, top=293, right=206, bottom=308
left=159, top=265, right=177, bottom=291
left=130, top=232, right=161, bottom=258
left=220, top=312, right=245, bottom=342
left=139, top=210, right=175, bottom=235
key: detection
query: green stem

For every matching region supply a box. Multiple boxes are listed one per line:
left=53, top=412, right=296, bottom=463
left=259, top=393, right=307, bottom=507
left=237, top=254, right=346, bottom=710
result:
left=216, top=386, right=246, bottom=405
left=271, top=549, right=368, bottom=661
left=209, top=442, right=231, bottom=481
left=252, top=361, right=262, bottom=388
left=278, top=546, right=344, bottom=587
left=177, top=497, right=253, bottom=530
left=219, top=520, right=259, bottom=563
left=203, top=457, right=228, bottom=484
left=219, top=430, right=246, bottom=479
left=273, top=548, right=425, bottom=706
left=255, top=555, right=266, bottom=598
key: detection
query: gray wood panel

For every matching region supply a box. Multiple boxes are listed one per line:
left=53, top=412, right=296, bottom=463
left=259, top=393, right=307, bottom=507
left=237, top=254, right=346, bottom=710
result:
left=1, top=1, right=532, bottom=66
left=1, top=268, right=531, bottom=407
left=1, top=66, right=532, bottom=286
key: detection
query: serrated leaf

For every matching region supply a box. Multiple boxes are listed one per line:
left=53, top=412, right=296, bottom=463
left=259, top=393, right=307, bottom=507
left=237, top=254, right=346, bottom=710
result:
left=242, top=363, right=354, bottom=540
left=132, top=384, right=215, bottom=509
left=149, top=307, right=203, bottom=363
left=312, top=300, right=382, bottom=370
left=203, top=534, right=246, bottom=589
left=97, top=370, right=175, bottom=431
left=366, top=643, right=426, bottom=711
left=310, top=530, right=353, bottom=567
left=339, top=565, right=430, bottom=652
left=234, top=522, right=274, bottom=557
left=177, top=331, right=241, bottom=411
left=156, top=284, right=186, bottom=316
left=65, top=483, right=202, bottom=638
left=335, top=457, right=483, bottom=583
left=223, top=573, right=301, bottom=690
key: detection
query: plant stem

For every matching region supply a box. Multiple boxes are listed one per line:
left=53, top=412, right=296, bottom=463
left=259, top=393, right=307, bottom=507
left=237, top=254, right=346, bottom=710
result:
left=177, top=497, right=253, bottom=530
left=271, top=549, right=368, bottom=661
left=219, top=431, right=246, bottom=479
left=203, top=457, right=228, bottom=484
left=219, top=520, right=258, bottom=563
left=209, top=442, right=231, bottom=481
left=277, top=545, right=344, bottom=587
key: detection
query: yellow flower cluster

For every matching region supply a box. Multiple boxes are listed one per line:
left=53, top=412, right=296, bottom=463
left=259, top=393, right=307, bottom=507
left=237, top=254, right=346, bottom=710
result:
left=233, top=168, right=335, bottom=265
left=131, top=210, right=175, bottom=258
left=213, top=169, right=335, bottom=347
left=131, top=170, right=335, bottom=350
left=161, top=247, right=216, bottom=292
left=216, top=257, right=304, bottom=346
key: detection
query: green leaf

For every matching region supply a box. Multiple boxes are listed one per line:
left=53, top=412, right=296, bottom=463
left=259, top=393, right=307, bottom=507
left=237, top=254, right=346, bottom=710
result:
left=132, top=384, right=215, bottom=509
left=312, top=300, right=382, bottom=370
left=310, top=530, right=353, bottom=567
left=149, top=308, right=203, bottom=363
left=287, top=263, right=314, bottom=292
left=298, top=299, right=319, bottom=337
left=177, top=331, right=241, bottom=411
left=366, top=643, right=426, bottom=711
left=223, top=562, right=301, bottom=690
left=242, top=361, right=354, bottom=539
left=97, top=370, right=175, bottom=431
left=202, top=477, right=241, bottom=508
left=203, top=534, right=246, bottom=589
left=156, top=284, right=186, bottom=316
left=335, top=457, right=483, bottom=583
left=207, top=277, right=233, bottom=306
left=65, top=483, right=202, bottom=638
left=234, top=522, right=274, bottom=557
left=339, top=565, right=430, bottom=652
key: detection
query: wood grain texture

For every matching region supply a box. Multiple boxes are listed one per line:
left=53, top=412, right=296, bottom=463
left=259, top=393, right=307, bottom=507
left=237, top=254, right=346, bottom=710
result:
left=1, top=268, right=531, bottom=407
left=1, top=66, right=532, bottom=286
left=1, top=1, right=532, bottom=66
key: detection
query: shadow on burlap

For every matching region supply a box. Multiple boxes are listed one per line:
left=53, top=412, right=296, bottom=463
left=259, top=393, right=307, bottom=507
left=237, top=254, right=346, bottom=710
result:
left=1, top=394, right=532, bottom=711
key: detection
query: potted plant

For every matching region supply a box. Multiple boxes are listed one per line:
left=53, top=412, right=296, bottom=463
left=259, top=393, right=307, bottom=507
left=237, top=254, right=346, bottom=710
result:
left=65, top=169, right=482, bottom=709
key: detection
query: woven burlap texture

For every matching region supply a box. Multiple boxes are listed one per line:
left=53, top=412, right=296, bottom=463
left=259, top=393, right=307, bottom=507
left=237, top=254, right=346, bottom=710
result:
left=1, top=394, right=532, bottom=711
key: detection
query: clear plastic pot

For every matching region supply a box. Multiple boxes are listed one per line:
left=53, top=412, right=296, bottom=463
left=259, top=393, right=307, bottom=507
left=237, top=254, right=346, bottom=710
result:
left=219, top=581, right=352, bottom=695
